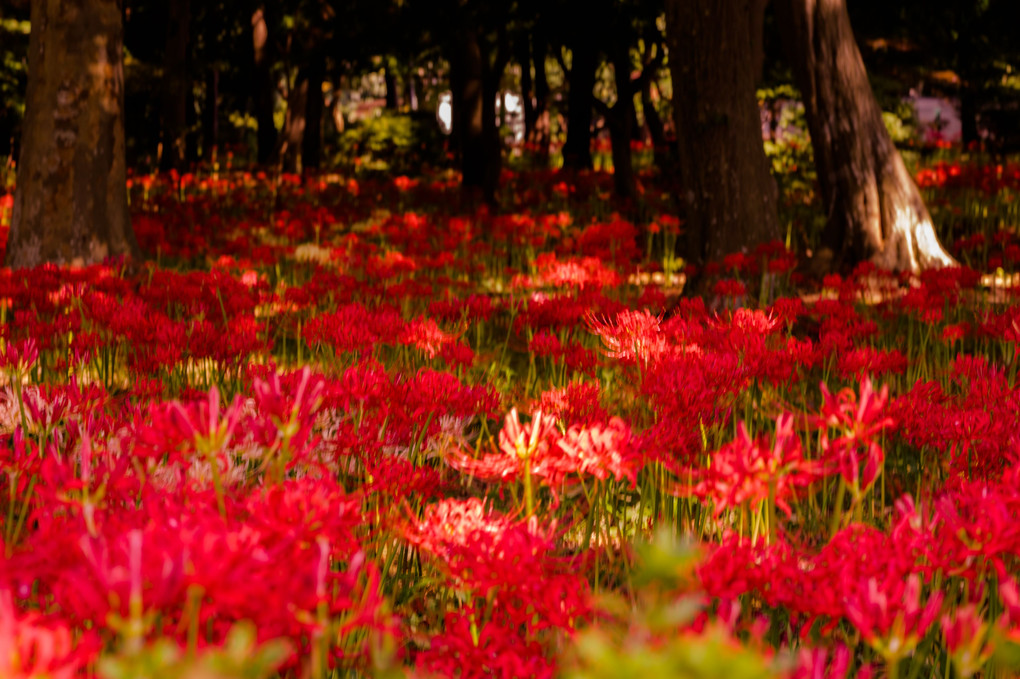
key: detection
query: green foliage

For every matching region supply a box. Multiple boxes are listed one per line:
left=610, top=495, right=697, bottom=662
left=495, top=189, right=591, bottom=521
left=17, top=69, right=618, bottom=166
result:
left=98, top=621, right=291, bottom=679
left=332, top=111, right=447, bottom=175
left=563, top=531, right=780, bottom=679
left=0, top=17, right=29, bottom=157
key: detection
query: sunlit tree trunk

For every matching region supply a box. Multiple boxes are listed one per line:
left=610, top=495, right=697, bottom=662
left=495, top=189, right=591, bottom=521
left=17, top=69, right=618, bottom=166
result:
left=775, top=0, right=955, bottom=272
left=666, top=0, right=779, bottom=269
left=7, top=0, right=138, bottom=269
left=159, top=0, right=190, bottom=172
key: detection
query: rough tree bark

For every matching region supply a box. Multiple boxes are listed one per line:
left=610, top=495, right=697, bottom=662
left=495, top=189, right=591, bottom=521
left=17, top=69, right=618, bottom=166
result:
left=666, top=0, right=779, bottom=268
left=159, top=0, right=190, bottom=172
left=775, top=0, right=955, bottom=273
left=6, top=0, right=138, bottom=269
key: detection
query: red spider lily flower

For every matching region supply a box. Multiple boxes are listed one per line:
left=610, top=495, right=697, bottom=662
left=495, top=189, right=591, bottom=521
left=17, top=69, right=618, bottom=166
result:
left=0, top=338, right=38, bottom=373
left=550, top=417, right=642, bottom=486
left=814, top=377, right=893, bottom=491
left=252, top=367, right=325, bottom=466
left=0, top=586, right=98, bottom=678
left=586, top=308, right=666, bottom=363
left=941, top=604, right=993, bottom=678
left=681, top=413, right=821, bottom=516
left=416, top=608, right=556, bottom=679
left=792, top=644, right=854, bottom=679
left=843, top=573, right=942, bottom=662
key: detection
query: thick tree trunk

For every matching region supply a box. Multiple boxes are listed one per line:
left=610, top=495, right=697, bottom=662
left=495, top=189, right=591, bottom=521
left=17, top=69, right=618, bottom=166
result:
left=561, top=40, right=596, bottom=171
left=667, top=0, right=779, bottom=267
left=251, top=8, right=277, bottom=165
left=608, top=45, right=636, bottom=200
left=7, top=0, right=138, bottom=269
left=518, top=37, right=536, bottom=142
left=452, top=29, right=485, bottom=190
left=159, top=0, right=190, bottom=172
left=384, top=64, right=399, bottom=109
left=775, top=0, right=955, bottom=273
left=203, top=67, right=219, bottom=161
left=450, top=29, right=503, bottom=203
left=302, top=58, right=324, bottom=171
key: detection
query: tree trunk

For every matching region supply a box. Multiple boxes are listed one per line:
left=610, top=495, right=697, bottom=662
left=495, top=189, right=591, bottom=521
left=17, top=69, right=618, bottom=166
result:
left=518, top=37, right=536, bottom=142
left=279, top=69, right=309, bottom=174
left=7, top=0, right=138, bottom=269
left=666, top=0, right=779, bottom=268
left=203, top=67, right=219, bottom=161
left=384, top=64, right=399, bottom=109
left=452, top=29, right=485, bottom=191
left=251, top=7, right=277, bottom=165
left=302, top=57, right=324, bottom=171
left=775, top=0, right=955, bottom=273
left=561, top=40, right=596, bottom=171
left=159, top=0, right=190, bottom=172
left=451, top=28, right=503, bottom=203
left=608, top=44, right=636, bottom=200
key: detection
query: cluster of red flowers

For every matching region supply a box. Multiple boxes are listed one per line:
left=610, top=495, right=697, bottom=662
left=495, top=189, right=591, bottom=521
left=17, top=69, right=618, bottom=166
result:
left=2, top=167, right=1020, bottom=677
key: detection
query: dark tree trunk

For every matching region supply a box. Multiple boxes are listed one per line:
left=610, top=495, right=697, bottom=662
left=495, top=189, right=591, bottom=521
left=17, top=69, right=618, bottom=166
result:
left=775, top=0, right=955, bottom=272
left=160, top=0, right=190, bottom=172
left=666, top=0, right=779, bottom=268
left=608, top=45, right=636, bottom=199
left=7, top=0, right=138, bottom=269
left=384, top=64, right=399, bottom=109
left=518, top=37, right=536, bottom=141
left=453, top=29, right=485, bottom=190
left=302, top=57, right=325, bottom=171
left=203, top=67, right=219, bottom=161
left=252, top=7, right=277, bottom=165
left=561, top=40, right=596, bottom=171
left=450, top=28, right=503, bottom=203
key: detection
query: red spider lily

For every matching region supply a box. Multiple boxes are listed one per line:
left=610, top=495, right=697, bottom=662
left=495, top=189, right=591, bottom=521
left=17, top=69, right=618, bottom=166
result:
left=941, top=604, right=993, bottom=678
left=408, top=499, right=589, bottom=636
left=251, top=367, right=325, bottom=469
left=792, top=644, right=859, bottom=679
left=813, top=377, right=893, bottom=491
left=0, top=586, right=98, bottom=678
left=843, top=573, right=943, bottom=662
left=681, top=413, right=821, bottom=517
left=586, top=308, right=667, bottom=363
left=415, top=608, right=556, bottom=679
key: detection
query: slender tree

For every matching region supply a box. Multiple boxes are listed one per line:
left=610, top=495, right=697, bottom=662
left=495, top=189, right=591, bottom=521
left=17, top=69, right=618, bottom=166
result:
left=666, top=0, right=780, bottom=269
left=6, top=0, right=138, bottom=269
left=775, top=0, right=955, bottom=272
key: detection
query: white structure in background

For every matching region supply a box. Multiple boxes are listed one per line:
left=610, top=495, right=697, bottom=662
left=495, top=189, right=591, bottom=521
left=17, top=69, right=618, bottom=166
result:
left=436, top=92, right=453, bottom=134
left=910, top=95, right=963, bottom=143
left=434, top=91, right=525, bottom=143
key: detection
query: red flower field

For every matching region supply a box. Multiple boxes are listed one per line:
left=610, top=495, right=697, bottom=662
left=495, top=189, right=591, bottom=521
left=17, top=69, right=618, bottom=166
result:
left=2, top=163, right=1020, bottom=677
